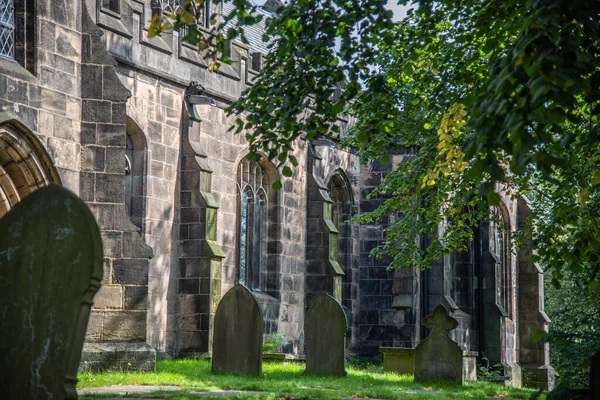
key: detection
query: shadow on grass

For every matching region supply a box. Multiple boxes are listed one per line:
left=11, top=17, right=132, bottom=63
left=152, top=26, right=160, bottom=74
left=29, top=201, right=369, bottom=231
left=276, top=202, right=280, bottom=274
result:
left=78, top=359, right=541, bottom=399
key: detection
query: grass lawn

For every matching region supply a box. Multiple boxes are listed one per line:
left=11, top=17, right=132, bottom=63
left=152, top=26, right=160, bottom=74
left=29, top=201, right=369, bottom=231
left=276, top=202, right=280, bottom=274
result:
left=77, top=359, right=542, bottom=399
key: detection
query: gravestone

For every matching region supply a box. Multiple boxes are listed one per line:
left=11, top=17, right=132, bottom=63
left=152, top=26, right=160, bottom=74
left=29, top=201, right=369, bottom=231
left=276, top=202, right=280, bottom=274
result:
left=0, top=184, right=103, bottom=399
left=305, top=294, right=348, bottom=376
left=414, top=304, right=463, bottom=384
left=212, top=284, right=263, bottom=375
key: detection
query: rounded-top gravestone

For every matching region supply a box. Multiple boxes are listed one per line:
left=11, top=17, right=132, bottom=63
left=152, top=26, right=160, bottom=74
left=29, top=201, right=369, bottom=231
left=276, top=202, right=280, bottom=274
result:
left=0, top=184, right=104, bottom=399
left=305, top=294, right=348, bottom=376
left=212, top=284, right=263, bottom=376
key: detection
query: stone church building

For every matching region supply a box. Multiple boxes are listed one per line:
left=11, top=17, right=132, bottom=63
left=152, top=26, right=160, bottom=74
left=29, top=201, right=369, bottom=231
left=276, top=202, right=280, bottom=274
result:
left=0, top=0, right=552, bottom=389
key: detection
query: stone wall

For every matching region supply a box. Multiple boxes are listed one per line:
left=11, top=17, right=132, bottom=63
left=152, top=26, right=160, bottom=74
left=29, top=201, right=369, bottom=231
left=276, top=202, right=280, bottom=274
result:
left=356, top=158, right=397, bottom=355
left=0, top=0, right=554, bottom=386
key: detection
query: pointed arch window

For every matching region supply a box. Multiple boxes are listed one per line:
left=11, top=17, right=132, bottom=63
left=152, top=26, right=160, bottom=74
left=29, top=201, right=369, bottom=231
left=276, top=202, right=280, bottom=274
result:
left=237, top=158, right=269, bottom=290
left=490, top=206, right=511, bottom=318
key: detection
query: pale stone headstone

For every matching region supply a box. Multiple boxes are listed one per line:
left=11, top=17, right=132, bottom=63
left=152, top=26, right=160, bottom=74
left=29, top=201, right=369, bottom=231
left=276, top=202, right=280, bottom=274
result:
left=380, top=347, right=415, bottom=375
left=305, top=294, right=348, bottom=376
left=0, top=184, right=103, bottom=399
left=414, top=304, right=463, bottom=384
left=212, top=284, right=263, bottom=375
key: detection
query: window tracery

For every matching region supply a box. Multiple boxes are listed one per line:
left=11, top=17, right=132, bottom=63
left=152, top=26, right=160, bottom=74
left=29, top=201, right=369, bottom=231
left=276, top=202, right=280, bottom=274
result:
left=0, top=0, right=14, bottom=59
left=237, top=158, right=269, bottom=290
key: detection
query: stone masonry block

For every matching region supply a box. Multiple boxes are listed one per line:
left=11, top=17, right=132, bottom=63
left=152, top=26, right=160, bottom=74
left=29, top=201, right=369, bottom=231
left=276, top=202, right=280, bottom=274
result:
left=124, top=286, right=149, bottom=310
left=97, top=123, right=126, bottom=146
left=95, top=173, right=125, bottom=203
left=101, top=231, right=122, bottom=258
left=102, top=311, right=147, bottom=342
left=113, top=259, right=149, bottom=285
left=94, top=285, right=124, bottom=309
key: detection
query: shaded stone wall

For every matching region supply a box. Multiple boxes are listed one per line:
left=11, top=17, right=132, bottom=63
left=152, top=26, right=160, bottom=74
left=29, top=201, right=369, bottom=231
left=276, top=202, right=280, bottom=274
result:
left=356, top=158, right=397, bottom=355
left=305, top=140, right=360, bottom=350
left=80, top=8, right=153, bottom=347
left=0, top=0, right=154, bottom=346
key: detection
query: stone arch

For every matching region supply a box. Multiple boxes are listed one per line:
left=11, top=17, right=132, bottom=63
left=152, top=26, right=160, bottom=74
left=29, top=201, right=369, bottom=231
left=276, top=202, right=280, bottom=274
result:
left=0, top=119, right=60, bottom=218
left=125, top=117, right=149, bottom=230
left=480, top=196, right=516, bottom=378
left=324, top=168, right=358, bottom=347
left=489, top=200, right=512, bottom=318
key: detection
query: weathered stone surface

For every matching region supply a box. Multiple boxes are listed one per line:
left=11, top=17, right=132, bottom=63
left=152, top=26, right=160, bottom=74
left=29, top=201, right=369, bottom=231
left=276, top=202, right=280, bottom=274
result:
left=0, top=184, right=103, bottom=399
left=305, top=295, right=347, bottom=376
left=79, top=342, right=156, bottom=372
left=414, top=305, right=463, bottom=384
left=380, top=347, right=415, bottom=375
left=212, top=284, right=263, bottom=375
left=463, top=351, right=478, bottom=383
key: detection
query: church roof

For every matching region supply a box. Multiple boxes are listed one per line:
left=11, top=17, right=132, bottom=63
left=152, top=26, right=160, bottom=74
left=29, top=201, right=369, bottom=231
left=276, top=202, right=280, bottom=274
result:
left=222, top=1, right=277, bottom=55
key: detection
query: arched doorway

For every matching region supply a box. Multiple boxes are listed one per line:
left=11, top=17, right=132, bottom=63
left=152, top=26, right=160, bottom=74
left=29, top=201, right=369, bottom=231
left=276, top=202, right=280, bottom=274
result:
left=0, top=121, right=60, bottom=217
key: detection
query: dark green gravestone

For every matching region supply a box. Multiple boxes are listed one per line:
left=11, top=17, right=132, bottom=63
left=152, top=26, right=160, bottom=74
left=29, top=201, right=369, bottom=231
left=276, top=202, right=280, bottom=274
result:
left=414, top=304, right=463, bottom=384
left=212, top=284, right=263, bottom=375
left=0, top=184, right=103, bottom=399
left=305, top=294, right=348, bottom=376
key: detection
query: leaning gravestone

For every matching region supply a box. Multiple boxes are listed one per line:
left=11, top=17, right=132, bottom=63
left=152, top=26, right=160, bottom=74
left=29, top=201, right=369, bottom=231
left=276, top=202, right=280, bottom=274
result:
left=212, top=284, right=263, bottom=375
left=305, top=294, right=348, bottom=376
left=414, top=304, right=463, bottom=384
left=0, top=184, right=103, bottom=399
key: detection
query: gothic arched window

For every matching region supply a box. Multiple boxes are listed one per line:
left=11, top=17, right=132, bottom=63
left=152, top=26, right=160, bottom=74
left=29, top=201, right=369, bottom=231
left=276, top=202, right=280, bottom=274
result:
left=327, top=174, right=352, bottom=308
left=490, top=205, right=511, bottom=317
left=0, top=0, right=15, bottom=59
left=125, top=121, right=148, bottom=230
left=237, top=158, right=269, bottom=290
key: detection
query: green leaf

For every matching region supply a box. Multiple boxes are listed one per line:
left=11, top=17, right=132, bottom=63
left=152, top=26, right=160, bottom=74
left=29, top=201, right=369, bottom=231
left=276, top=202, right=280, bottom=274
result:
left=486, top=192, right=500, bottom=206
left=272, top=181, right=283, bottom=191
left=531, top=330, right=546, bottom=343
left=282, top=166, right=293, bottom=177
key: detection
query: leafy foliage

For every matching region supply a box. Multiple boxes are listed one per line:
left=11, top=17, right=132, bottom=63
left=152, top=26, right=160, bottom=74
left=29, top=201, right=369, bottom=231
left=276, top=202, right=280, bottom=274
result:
left=544, top=273, right=600, bottom=388
left=262, top=332, right=289, bottom=353
left=149, top=0, right=600, bottom=288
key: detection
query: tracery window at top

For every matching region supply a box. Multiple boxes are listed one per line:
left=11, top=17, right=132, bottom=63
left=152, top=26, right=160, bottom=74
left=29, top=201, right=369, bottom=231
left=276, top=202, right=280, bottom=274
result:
left=489, top=206, right=511, bottom=318
left=237, top=158, right=269, bottom=290
left=0, top=0, right=14, bottom=59
left=151, top=0, right=211, bottom=28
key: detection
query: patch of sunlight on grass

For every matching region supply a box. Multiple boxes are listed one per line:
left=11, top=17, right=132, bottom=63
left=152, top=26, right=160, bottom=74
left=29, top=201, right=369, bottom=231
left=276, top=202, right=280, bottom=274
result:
left=78, top=359, right=543, bottom=399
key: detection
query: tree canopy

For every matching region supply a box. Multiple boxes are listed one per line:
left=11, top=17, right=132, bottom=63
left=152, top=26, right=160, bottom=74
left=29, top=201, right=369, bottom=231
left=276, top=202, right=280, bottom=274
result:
left=150, top=0, right=600, bottom=289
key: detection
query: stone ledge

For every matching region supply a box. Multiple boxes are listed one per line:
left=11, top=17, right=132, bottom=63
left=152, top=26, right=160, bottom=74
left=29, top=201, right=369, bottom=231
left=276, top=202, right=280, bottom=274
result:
left=80, top=342, right=156, bottom=372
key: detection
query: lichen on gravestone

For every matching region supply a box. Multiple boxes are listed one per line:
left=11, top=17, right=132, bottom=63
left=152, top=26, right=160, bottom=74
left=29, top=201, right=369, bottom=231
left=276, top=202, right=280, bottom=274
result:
left=212, top=284, right=263, bottom=376
left=0, top=184, right=103, bottom=399
left=414, top=304, right=463, bottom=384
left=304, top=294, right=348, bottom=377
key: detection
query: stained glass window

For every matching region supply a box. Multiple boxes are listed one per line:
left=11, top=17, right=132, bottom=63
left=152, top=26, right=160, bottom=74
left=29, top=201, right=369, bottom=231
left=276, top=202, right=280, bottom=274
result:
left=237, top=158, right=268, bottom=289
left=0, top=0, right=14, bottom=59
